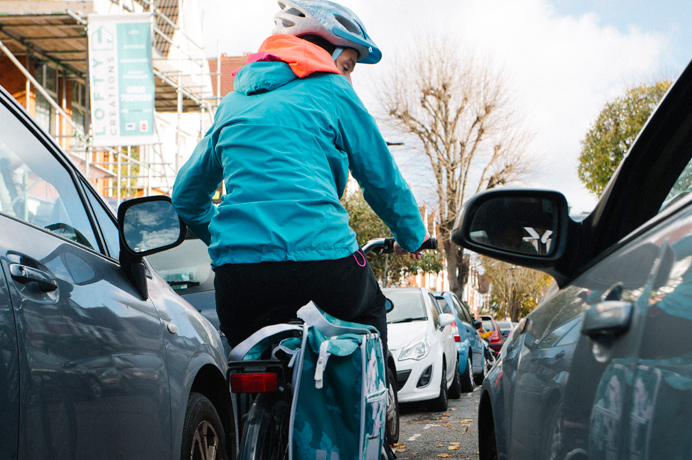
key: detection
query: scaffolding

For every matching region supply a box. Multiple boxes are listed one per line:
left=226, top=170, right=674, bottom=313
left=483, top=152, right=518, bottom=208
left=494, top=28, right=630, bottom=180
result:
left=0, top=0, right=218, bottom=204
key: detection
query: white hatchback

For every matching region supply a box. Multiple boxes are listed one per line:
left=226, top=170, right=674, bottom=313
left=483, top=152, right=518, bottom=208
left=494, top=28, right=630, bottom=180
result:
left=384, top=287, right=461, bottom=411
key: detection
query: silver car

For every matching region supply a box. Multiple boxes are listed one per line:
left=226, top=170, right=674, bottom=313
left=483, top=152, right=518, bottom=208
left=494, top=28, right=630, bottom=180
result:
left=453, top=59, right=692, bottom=459
left=0, top=84, right=233, bottom=459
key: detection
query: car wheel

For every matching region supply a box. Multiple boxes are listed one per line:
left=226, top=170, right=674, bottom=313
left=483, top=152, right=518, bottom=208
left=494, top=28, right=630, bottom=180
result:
left=474, top=354, right=486, bottom=386
left=428, top=364, right=448, bottom=411
left=479, top=415, right=499, bottom=460
left=448, top=359, right=463, bottom=399
left=459, top=356, right=474, bottom=393
left=181, top=392, right=228, bottom=460
left=385, top=367, right=400, bottom=444
left=541, top=403, right=563, bottom=460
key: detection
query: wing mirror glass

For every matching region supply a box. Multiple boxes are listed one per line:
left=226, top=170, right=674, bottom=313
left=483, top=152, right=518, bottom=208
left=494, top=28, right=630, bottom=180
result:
left=118, top=196, right=185, bottom=257
left=454, top=190, right=568, bottom=259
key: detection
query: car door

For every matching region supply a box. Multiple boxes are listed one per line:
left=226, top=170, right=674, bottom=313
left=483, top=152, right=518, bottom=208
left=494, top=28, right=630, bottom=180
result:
left=429, top=293, right=456, bottom=380
left=0, top=90, right=172, bottom=459
left=451, top=294, right=483, bottom=369
left=506, top=227, right=661, bottom=459
left=604, top=172, right=692, bottom=459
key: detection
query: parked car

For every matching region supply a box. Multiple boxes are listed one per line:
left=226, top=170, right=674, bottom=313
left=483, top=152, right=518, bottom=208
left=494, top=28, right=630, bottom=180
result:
left=496, top=320, right=515, bottom=340
left=479, top=315, right=505, bottom=354
left=452, top=59, right=692, bottom=459
left=433, top=291, right=487, bottom=387
left=385, top=287, right=460, bottom=411
left=0, top=85, right=233, bottom=458
left=148, top=230, right=404, bottom=444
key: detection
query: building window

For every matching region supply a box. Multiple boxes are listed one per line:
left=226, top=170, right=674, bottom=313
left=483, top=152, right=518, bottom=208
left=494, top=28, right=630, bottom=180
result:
left=71, top=81, right=87, bottom=137
left=34, top=63, right=58, bottom=135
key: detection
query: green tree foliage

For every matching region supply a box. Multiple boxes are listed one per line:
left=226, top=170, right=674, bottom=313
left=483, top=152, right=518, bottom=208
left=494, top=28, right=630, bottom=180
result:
left=578, top=80, right=672, bottom=196
left=480, top=256, right=553, bottom=321
left=341, top=187, right=444, bottom=286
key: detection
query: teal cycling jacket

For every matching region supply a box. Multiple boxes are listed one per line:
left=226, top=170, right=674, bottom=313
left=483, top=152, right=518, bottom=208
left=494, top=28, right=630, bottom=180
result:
left=172, top=48, right=426, bottom=267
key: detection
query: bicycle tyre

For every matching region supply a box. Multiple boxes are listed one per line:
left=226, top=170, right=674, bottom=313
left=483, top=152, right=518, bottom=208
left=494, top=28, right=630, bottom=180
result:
left=239, top=392, right=290, bottom=460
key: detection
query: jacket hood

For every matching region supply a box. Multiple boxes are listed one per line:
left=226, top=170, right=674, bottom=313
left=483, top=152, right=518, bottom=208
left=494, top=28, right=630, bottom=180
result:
left=233, top=34, right=341, bottom=95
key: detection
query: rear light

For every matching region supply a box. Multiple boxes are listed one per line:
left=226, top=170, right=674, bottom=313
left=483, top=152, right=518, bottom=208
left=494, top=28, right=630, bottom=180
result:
left=230, top=373, right=279, bottom=393
left=452, top=321, right=461, bottom=343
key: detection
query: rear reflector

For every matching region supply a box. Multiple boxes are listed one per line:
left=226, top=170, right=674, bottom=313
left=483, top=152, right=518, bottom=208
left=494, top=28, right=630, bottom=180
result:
left=230, top=373, right=279, bottom=393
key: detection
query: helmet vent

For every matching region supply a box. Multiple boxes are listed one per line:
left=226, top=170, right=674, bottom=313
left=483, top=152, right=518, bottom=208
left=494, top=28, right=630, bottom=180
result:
left=334, top=14, right=362, bottom=36
left=285, top=7, right=305, bottom=17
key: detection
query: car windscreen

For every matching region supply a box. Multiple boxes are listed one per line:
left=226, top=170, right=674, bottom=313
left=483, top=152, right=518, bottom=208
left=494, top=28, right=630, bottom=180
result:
left=482, top=319, right=496, bottom=331
left=147, top=236, right=214, bottom=293
left=497, top=320, right=513, bottom=330
left=384, top=289, right=428, bottom=324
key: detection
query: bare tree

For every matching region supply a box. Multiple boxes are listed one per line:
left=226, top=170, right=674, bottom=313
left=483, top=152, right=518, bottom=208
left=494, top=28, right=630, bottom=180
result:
left=376, top=38, right=532, bottom=296
left=480, top=257, right=553, bottom=321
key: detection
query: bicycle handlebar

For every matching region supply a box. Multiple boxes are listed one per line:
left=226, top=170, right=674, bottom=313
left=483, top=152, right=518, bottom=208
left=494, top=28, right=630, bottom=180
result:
left=360, top=237, right=438, bottom=256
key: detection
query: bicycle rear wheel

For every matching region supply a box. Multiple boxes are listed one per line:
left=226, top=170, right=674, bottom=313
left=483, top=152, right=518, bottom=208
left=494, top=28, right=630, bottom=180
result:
left=239, top=392, right=290, bottom=460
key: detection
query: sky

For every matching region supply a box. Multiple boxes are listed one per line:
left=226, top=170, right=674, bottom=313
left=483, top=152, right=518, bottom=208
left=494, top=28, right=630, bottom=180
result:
left=197, top=0, right=692, bottom=215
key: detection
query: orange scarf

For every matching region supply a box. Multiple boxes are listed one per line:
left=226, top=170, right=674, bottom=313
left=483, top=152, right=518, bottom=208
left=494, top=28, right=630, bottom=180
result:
left=242, top=34, right=340, bottom=78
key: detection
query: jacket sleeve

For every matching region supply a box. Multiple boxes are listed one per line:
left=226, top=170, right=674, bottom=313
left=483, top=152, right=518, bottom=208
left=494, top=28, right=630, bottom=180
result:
left=171, top=130, right=224, bottom=246
left=330, top=78, right=427, bottom=253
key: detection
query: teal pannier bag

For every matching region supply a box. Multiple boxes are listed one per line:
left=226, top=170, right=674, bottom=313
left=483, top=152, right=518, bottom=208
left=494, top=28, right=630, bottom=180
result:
left=290, top=302, right=388, bottom=460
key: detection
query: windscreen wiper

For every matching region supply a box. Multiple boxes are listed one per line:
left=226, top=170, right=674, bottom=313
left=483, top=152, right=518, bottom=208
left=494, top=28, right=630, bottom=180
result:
left=388, top=317, right=425, bottom=324
left=168, top=280, right=200, bottom=288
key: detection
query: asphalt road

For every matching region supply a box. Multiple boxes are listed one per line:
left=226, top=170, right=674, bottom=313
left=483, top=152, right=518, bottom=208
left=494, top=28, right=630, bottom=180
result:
left=393, top=387, right=481, bottom=460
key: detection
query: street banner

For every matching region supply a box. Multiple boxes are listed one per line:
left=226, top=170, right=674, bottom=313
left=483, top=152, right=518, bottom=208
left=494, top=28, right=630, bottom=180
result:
left=88, top=14, right=155, bottom=146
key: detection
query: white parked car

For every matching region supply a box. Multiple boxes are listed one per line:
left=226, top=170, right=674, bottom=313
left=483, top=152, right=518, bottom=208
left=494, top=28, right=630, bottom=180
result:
left=384, top=287, right=461, bottom=411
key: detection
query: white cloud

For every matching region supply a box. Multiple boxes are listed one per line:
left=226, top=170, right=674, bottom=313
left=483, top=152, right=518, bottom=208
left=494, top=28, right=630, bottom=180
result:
left=201, top=0, right=672, bottom=214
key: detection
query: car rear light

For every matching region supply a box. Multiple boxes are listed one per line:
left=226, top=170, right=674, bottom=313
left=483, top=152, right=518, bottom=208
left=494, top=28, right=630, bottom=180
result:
left=230, top=373, right=279, bottom=393
left=452, top=321, right=461, bottom=342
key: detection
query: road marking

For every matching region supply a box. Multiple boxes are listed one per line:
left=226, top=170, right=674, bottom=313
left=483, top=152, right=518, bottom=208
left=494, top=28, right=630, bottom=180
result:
left=408, top=434, right=421, bottom=441
left=423, top=424, right=441, bottom=430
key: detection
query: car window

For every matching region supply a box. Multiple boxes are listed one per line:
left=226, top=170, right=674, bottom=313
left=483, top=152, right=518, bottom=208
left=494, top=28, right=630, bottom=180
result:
left=434, top=296, right=452, bottom=314
left=83, top=180, right=120, bottom=257
left=429, top=294, right=441, bottom=327
left=384, top=289, right=428, bottom=323
left=451, top=296, right=473, bottom=323
left=660, top=157, right=692, bottom=212
left=482, top=318, right=495, bottom=331
left=147, top=235, right=215, bottom=293
left=0, top=104, right=98, bottom=250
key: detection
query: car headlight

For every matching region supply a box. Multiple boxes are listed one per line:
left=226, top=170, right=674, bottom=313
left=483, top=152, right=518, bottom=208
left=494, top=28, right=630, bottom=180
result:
left=399, top=335, right=431, bottom=361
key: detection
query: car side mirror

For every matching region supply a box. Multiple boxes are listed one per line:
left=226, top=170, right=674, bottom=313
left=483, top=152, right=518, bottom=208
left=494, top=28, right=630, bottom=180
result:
left=472, top=319, right=482, bottom=330
left=117, top=196, right=186, bottom=299
left=384, top=298, right=394, bottom=313
left=452, top=189, right=569, bottom=270
left=438, top=313, right=455, bottom=329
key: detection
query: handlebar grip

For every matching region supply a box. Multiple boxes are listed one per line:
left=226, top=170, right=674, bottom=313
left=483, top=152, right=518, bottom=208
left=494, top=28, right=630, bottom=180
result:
left=419, top=237, right=438, bottom=251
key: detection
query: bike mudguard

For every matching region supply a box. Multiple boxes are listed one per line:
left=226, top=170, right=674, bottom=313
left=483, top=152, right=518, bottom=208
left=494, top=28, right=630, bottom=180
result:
left=290, top=301, right=388, bottom=460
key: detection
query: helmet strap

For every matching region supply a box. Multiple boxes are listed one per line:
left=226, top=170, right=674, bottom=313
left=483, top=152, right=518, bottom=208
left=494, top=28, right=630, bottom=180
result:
left=331, top=47, right=344, bottom=62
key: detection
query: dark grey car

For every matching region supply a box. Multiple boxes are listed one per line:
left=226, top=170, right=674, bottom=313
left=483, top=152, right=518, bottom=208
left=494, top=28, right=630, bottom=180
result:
left=0, top=85, right=233, bottom=459
left=453, top=58, right=692, bottom=459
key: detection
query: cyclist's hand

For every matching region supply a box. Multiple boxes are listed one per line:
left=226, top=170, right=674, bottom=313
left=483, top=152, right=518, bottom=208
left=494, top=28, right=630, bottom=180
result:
left=394, top=233, right=430, bottom=260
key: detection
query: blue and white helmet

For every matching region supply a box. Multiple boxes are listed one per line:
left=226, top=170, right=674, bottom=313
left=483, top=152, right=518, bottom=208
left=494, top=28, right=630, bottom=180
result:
left=272, top=0, right=382, bottom=64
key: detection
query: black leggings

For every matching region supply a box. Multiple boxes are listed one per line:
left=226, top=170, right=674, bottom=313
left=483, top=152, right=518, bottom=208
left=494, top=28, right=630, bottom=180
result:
left=214, top=251, right=388, bottom=350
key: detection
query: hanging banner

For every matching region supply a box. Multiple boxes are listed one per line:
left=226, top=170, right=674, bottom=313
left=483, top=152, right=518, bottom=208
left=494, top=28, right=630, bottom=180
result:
left=88, top=14, right=155, bottom=146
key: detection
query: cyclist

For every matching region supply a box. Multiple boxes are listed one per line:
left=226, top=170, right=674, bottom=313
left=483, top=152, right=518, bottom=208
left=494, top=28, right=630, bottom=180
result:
left=172, top=0, right=427, bottom=352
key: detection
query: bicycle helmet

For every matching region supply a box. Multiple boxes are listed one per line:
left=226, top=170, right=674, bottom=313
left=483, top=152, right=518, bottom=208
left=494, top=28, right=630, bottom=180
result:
left=272, top=0, right=382, bottom=64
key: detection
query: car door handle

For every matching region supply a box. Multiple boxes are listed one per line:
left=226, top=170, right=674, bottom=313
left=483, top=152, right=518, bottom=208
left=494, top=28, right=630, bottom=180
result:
left=9, top=263, right=58, bottom=292
left=581, top=300, right=632, bottom=338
